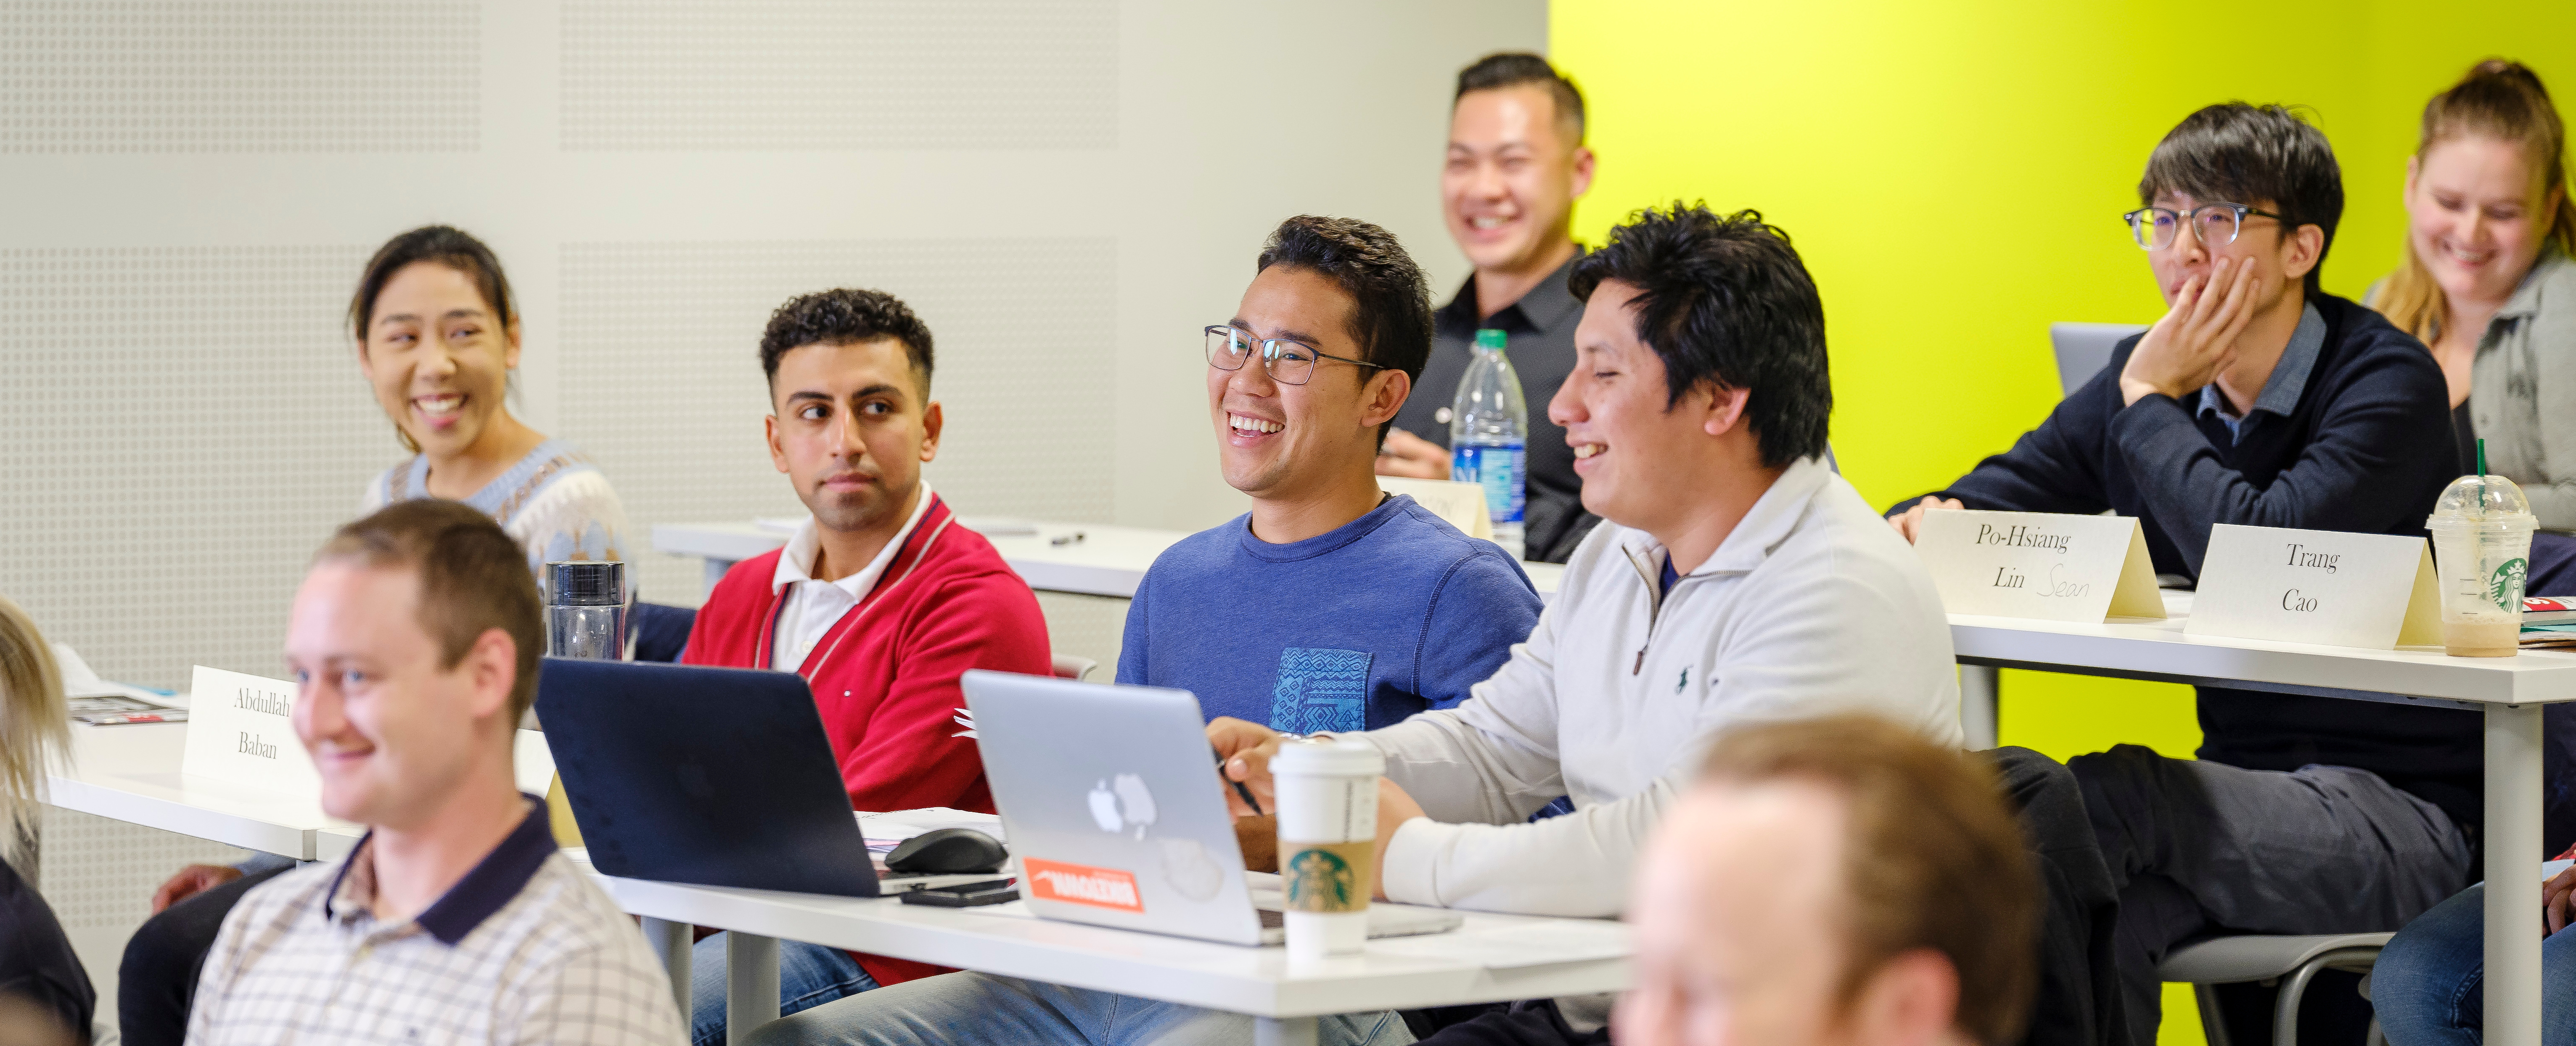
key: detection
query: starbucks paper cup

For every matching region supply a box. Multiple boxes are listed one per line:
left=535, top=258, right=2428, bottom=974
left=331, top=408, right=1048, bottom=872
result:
left=1271, top=738, right=1382, bottom=961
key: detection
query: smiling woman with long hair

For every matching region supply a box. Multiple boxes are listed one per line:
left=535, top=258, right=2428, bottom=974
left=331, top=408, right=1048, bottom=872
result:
left=348, top=225, right=635, bottom=583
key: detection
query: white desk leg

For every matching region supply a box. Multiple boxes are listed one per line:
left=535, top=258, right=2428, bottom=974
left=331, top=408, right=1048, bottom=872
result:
left=2486, top=703, right=2544, bottom=1046
left=704, top=557, right=737, bottom=594
left=726, top=932, right=780, bottom=1045
left=1254, top=1015, right=1318, bottom=1046
left=641, top=918, right=692, bottom=1019
left=1960, top=664, right=2000, bottom=750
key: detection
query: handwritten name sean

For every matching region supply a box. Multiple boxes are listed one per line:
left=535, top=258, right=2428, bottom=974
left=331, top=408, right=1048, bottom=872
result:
left=234, top=688, right=290, bottom=716
left=1973, top=524, right=2071, bottom=553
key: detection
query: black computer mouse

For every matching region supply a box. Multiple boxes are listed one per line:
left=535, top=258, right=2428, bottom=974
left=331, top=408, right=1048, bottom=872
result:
left=884, top=827, right=1008, bottom=875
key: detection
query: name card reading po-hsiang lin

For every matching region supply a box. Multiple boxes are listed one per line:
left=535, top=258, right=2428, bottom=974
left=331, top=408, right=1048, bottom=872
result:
left=2184, top=525, right=2441, bottom=650
left=182, top=665, right=321, bottom=796
left=1914, top=511, right=2165, bottom=623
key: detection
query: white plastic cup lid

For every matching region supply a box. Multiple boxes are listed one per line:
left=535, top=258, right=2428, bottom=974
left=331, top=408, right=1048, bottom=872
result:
left=1270, top=736, right=1384, bottom=778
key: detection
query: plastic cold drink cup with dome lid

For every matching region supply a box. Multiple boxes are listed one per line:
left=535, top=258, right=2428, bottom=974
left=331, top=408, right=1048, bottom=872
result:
left=2425, top=465, right=2536, bottom=657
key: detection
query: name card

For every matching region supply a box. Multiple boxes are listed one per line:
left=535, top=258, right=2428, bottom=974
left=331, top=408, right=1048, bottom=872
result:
left=1915, top=510, right=2165, bottom=622
left=182, top=665, right=320, bottom=796
left=2184, top=525, right=2440, bottom=649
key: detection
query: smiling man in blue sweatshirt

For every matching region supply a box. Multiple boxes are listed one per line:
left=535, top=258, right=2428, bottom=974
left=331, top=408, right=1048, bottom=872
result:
left=1120, top=214, right=1543, bottom=745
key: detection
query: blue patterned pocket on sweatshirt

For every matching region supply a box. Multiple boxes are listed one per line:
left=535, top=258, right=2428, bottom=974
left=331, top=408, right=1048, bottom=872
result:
left=1271, top=648, right=1372, bottom=734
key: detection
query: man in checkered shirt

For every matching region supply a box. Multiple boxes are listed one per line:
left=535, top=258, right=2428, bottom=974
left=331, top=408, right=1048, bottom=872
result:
left=187, top=500, right=683, bottom=1044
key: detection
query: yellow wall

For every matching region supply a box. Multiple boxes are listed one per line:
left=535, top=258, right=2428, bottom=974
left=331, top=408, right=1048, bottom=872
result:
left=1550, top=3, right=2574, bottom=1042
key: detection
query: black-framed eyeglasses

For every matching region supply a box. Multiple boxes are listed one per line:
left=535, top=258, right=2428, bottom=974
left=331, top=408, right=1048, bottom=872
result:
left=1203, top=325, right=1388, bottom=386
left=2122, top=203, right=2286, bottom=251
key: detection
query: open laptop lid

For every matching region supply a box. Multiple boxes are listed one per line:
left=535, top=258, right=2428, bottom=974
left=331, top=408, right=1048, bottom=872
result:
left=537, top=658, right=882, bottom=897
left=963, top=670, right=1267, bottom=945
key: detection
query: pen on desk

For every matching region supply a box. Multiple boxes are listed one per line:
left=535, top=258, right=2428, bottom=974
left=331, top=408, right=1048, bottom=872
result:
left=1214, top=745, right=1264, bottom=816
left=1050, top=531, right=1086, bottom=546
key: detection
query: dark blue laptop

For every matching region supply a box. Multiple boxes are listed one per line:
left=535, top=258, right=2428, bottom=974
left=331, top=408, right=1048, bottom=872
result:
left=536, top=658, right=885, bottom=897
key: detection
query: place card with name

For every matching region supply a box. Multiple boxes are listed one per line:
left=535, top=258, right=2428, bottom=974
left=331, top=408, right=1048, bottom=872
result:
left=2183, top=525, right=2441, bottom=649
left=182, top=665, right=320, bottom=796
left=1915, top=510, right=2165, bottom=622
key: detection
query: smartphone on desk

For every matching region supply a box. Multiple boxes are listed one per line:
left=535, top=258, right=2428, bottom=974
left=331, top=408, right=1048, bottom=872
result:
left=897, top=878, right=1019, bottom=908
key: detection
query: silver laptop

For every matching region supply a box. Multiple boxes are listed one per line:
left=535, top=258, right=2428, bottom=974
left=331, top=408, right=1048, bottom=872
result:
left=963, top=670, right=1463, bottom=946
left=2050, top=322, right=2149, bottom=397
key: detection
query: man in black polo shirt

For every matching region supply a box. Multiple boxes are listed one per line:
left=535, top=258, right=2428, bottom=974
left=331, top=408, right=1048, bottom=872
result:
left=1888, top=104, right=2467, bottom=1043
left=1378, top=52, right=1601, bottom=563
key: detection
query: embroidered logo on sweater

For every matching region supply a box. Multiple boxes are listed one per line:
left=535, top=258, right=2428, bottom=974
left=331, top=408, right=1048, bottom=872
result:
left=1271, top=647, right=1372, bottom=734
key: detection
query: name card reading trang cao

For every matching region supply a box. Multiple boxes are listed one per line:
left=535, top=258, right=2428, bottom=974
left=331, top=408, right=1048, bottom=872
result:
left=1914, top=510, right=2164, bottom=623
left=2185, top=525, right=2440, bottom=649
left=182, top=665, right=320, bottom=796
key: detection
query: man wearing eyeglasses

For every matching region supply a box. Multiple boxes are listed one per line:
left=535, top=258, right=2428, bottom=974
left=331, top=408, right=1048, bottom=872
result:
left=1888, top=104, right=2463, bottom=1043
left=739, top=217, right=1537, bottom=1046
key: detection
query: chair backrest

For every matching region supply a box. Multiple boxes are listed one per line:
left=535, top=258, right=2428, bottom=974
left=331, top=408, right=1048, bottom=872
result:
left=2050, top=323, right=2149, bottom=397
left=1050, top=654, right=1098, bottom=682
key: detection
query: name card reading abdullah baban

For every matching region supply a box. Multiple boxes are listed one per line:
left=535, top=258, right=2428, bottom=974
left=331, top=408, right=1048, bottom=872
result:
left=181, top=665, right=321, bottom=797
left=1914, top=510, right=2164, bottom=623
left=2185, top=524, right=2440, bottom=650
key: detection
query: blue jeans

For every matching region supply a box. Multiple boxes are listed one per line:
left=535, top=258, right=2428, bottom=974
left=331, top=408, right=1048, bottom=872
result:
left=738, top=970, right=1414, bottom=1046
left=2372, top=882, right=2576, bottom=1045
left=692, top=935, right=881, bottom=1046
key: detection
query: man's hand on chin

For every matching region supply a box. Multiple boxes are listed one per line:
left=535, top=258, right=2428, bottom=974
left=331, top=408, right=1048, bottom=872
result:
left=2121, top=255, right=2259, bottom=407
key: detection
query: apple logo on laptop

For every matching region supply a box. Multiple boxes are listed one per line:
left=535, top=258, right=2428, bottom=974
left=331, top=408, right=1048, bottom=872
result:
left=1087, top=774, right=1158, bottom=839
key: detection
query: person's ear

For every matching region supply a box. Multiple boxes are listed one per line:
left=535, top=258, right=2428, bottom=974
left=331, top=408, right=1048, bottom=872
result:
left=1703, top=384, right=1751, bottom=439
left=2403, top=154, right=2422, bottom=202
left=462, top=628, right=516, bottom=723
left=764, top=411, right=790, bottom=475
left=502, top=319, right=524, bottom=371
left=355, top=338, right=376, bottom=378
left=2280, top=223, right=2326, bottom=284
left=1845, top=949, right=1962, bottom=1046
left=919, top=400, right=943, bottom=463
left=1569, top=145, right=1597, bottom=200
left=1361, top=368, right=1412, bottom=431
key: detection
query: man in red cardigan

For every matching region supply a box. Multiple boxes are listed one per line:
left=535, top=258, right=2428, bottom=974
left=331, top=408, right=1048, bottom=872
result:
left=677, top=287, right=1052, bottom=1044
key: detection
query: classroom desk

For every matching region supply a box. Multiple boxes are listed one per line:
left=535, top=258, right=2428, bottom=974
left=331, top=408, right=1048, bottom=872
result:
left=570, top=854, right=1629, bottom=1046
left=48, top=720, right=339, bottom=860
left=651, top=520, right=1568, bottom=601
left=1951, top=589, right=2576, bottom=1046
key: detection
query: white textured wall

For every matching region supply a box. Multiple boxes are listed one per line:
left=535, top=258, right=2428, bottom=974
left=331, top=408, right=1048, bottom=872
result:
left=0, top=0, right=1546, bottom=690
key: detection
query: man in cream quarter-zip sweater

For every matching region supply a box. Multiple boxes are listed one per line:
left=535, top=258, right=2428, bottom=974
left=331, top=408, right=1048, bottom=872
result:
left=1208, top=204, right=1962, bottom=1042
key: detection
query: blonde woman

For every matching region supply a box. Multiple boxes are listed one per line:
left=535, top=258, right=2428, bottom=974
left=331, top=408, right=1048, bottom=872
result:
left=0, top=596, right=95, bottom=1043
left=2370, top=60, right=2576, bottom=516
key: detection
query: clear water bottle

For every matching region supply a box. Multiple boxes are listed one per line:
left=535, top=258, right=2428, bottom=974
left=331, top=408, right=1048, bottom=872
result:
left=1450, top=328, right=1528, bottom=559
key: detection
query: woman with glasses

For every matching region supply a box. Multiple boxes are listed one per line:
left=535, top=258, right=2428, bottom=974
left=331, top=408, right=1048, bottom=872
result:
left=2367, top=61, right=2576, bottom=1046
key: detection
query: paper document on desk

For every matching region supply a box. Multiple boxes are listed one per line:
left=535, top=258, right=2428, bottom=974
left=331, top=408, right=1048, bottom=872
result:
left=857, top=808, right=1006, bottom=853
left=1365, top=918, right=1632, bottom=968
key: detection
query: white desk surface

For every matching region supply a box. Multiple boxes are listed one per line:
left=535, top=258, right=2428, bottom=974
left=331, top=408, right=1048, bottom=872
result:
left=1951, top=591, right=2576, bottom=708
left=653, top=520, right=1566, bottom=600
left=578, top=858, right=1628, bottom=1020
left=50, top=721, right=344, bottom=859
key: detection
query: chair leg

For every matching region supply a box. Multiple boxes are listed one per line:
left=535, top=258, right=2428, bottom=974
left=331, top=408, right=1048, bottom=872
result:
left=2196, top=983, right=2233, bottom=1046
left=2272, top=960, right=2325, bottom=1046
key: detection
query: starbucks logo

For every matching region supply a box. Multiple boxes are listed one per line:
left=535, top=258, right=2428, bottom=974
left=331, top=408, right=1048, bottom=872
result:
left=1284, top=847, right=1356, bottom=911
left=2491, top=557, right=2529, bottom=610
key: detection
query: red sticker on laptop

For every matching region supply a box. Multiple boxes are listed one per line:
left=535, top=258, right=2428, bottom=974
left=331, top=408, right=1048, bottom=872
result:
left=1022, top=857, right=1145, bottom=914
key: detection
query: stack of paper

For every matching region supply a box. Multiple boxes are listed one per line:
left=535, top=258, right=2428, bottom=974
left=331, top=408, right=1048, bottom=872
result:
left=856, top=808, right=1006, bottom=855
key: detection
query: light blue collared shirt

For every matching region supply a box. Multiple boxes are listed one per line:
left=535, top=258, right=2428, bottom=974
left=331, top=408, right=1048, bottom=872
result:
left=2197, top=302, right=2327, bottom=443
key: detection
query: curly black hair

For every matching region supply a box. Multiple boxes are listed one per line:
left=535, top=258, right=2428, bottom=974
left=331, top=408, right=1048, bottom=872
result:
left=758, top=288, right=935, bottom=395
left=1568, top=203, right=1831, bottom=469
